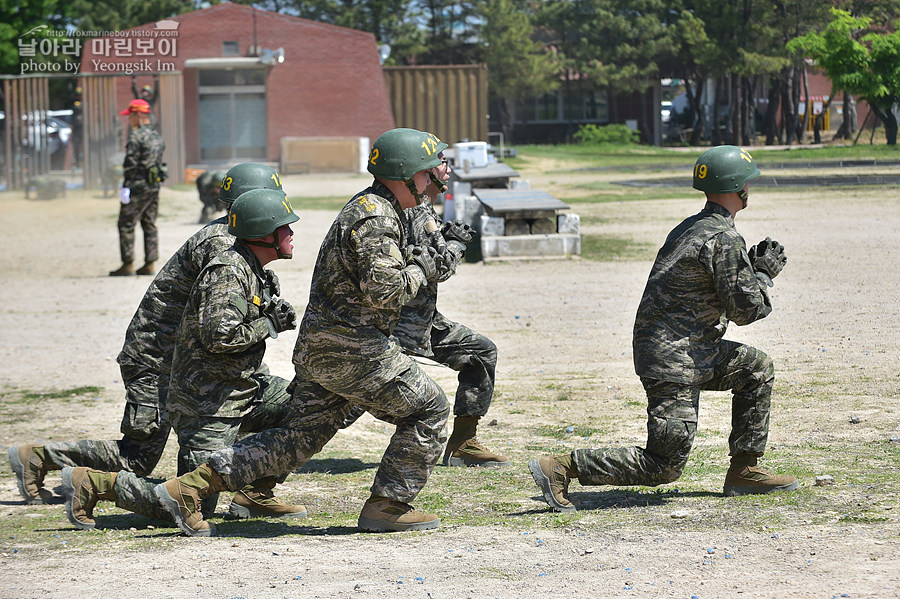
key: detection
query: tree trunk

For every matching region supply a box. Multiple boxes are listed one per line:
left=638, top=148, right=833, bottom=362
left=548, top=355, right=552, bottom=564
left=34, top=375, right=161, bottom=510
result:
left=684, top=77, right=705, bottom=145
left=870, top=103, right=898, bottom=145
left=764, top=77, right=781, bottom=145
left=781, top=68, right=797, bottom=145
left=712, top=77, right=724, bottom=145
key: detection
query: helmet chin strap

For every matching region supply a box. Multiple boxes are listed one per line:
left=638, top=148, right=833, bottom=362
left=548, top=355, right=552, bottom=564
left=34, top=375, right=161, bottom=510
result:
left=429, top=171, right=447, bottom=193
left=245, top=237, right=292, bottom=260
left=738, top=187, right=749, bottom=208
left=404, top=178, right=428, bottom=204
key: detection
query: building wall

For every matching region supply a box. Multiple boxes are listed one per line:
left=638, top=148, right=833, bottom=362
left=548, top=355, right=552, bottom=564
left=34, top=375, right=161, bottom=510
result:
left=80, top=3, right=395, bottom=165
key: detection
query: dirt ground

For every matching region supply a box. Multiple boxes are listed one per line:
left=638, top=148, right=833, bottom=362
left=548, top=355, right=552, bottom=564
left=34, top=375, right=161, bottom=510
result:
left=1, top=160, right=899, bottom=599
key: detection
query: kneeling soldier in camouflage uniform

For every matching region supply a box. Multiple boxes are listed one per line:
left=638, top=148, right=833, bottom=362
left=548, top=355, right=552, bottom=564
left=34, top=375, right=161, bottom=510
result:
left=60, top=188, right=305, bottom=530
left=529, top=146, right=798, bottom=511
left=9, top=163, right=284, bottom=514
left=196, top=169, right=228, bottom=224
left=151, top=128, right=451, bottom=536
left=392, top=143, right=508, bottom=467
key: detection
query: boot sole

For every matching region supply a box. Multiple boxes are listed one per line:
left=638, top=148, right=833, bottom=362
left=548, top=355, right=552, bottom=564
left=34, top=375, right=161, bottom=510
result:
left=226, top=502, right=308, bottom=520
left=7, top=446, right=45, bottom=505
left=723, top=480, right=800, bottom=496
left=358, top=515, right=440, bottom=532
left=528, top=459, right=577, bottom=512
left=153, top=484, right=216, bottom=537
left=61, top=467, right=95, bottom=530
left=446, top=456, right=511, bottom=468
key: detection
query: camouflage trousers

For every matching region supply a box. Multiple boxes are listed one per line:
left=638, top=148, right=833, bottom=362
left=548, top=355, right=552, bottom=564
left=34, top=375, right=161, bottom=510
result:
left=169, top=373, right=292, bottom=480
left=412, top=313, right=497, bottom=418
left=44, top=362, right=169, bottom=477
left=209, top=346, right=450, bottom=503
left=112, top=470, right=173, bottom=523
left=574, top=341, right=774, bottom=487
left=99, top=374, right=294, bottom=522
left=118, top=186, right=159, bottom=264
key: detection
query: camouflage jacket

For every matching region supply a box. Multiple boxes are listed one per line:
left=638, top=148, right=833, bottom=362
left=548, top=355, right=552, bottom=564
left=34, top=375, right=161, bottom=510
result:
left=117, top=218, right=234, bottom=376
left=166, top=241, right=273, bottom=420
left=391, top=200, right=464, bottom=353
left=632, top=201, right=772, bottom=384
left=122, top=124, right=165, bottom=193
left=292, top=181, right=427, bottom=374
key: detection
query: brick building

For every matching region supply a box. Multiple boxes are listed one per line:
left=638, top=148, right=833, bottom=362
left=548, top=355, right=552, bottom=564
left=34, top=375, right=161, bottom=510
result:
left=79, top=3, right=395, bottom=172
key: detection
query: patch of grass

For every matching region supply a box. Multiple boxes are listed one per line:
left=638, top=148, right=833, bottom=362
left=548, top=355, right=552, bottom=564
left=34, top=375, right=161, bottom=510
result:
left=533, top=424, right=603, bottom=440
left=294, top=196, right=350, bottom=211
left=580, top=234, right=655, bottom=262
left=22, top=385, right=103, bottom=401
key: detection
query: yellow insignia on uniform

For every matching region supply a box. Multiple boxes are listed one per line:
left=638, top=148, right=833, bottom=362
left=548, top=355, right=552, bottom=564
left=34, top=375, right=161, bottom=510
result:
left=252, top=295, right=262, bottom=306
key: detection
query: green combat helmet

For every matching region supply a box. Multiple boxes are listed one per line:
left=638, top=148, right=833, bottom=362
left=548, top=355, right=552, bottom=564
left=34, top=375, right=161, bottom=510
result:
left=228, top=188, right=299, bottom=238
left=692, top=145, right=761, bottom=194
left=367, top=128, right=448, bottom=202
left=219, top=163, right=285, bottom=206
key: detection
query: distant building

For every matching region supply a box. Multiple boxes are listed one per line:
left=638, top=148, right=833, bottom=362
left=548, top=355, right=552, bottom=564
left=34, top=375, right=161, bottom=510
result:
left=80, top=3, right=395, bottom=172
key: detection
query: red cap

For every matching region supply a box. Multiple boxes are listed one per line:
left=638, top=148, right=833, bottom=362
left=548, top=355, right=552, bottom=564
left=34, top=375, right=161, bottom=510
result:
left=120, top=99, right=151, bottom=115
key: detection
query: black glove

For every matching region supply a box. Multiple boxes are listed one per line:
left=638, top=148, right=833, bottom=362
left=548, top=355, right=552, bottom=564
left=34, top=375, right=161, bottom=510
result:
left=263, top=298, right=297, bottom=338
left=407, top=244, right=438, bottom=284
left=264, top=269, right=280, bottom=297
left=441, top=220, right=474, bottom=245
left=748, top=237, right=787, bottom=286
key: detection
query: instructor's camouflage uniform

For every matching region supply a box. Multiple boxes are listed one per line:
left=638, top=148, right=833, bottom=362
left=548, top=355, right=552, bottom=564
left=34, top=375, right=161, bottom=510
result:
left=44, top=218, right=235, bottom=477
left=574, top=201, right=774, bottom=486
left=392, top=200, right=496, bottom=419
left=118, top=123, right=165, bottom=265
left=204, top=181, right=451, bottom=503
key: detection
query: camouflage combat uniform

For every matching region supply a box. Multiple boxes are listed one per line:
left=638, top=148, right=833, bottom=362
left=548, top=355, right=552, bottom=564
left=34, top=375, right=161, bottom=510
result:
left=574, top=202, right=775, bottom=487
left=196, top=171, right=226, bottom=224
left=44, top=218, right=235, bottom=477
left=103, top=241, right=294, bottom=521
left=203, top=181, right=451, bottom=504
left=391, top=201, right=497, bottom=418
left=118, top=124, right=165, bottom=264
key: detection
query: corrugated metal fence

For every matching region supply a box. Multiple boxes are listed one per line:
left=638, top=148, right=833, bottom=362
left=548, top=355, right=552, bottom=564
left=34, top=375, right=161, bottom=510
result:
left=1, top=72, right=184, bottom=191
left=383, top=64, right=488, bottom=144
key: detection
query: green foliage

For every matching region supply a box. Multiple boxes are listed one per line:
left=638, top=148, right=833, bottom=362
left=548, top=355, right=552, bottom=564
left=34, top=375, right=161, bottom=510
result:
left=788, top=8, right=900, bottom=144
left=573, top=124, right=640, bottom=146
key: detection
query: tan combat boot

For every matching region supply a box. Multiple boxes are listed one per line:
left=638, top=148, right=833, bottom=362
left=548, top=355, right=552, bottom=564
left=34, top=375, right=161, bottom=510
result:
left=227, top=486, right=308, bottom=519
left=528, top=454, right=577, bottom=512
left=154, top=464, right=227, bottom=537
left=442, top=415, right=510, bottom=467
left=61, top=467, right=117, bottom=530
left=358, top=494, right=440, bottom=532
left=109, top=262, right=134, bottom=276
left=723, top=454, right=799, bottom=496
left=8, top=445, right=59, bottom=504
left=135, top=261, right=155, bottom=275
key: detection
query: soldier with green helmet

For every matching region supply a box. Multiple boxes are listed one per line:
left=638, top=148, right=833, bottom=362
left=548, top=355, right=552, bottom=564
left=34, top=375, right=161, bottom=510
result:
left=61, top=188, right=305, bottom=533
left=390, top=134, right=508, bottom=467
left=196, top=169, right=229, bottom=224
left=9, top=163, right=291, bottom=523
left=529, top=145, right=797, bottom=511
left=147, top=128, right=452, bottom=536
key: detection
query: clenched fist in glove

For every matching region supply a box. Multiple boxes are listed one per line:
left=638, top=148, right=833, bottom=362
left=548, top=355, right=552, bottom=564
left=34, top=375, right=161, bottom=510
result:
left=263, top=298, right=297, bottom=339
left=441, top=220, right=474, bottom=245
left=748, top=237, right=787, bottom=287
left=407, top=244, right=439, bottom=284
